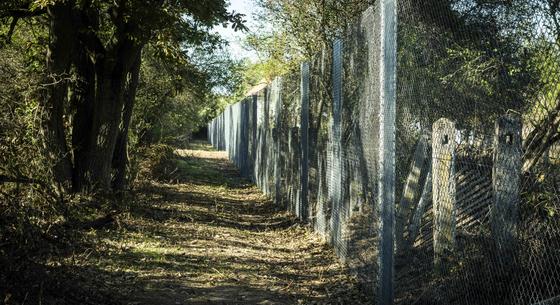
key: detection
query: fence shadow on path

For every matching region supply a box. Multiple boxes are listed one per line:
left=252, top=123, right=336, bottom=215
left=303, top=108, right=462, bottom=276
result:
left=83, top=141, right=371, bottom=305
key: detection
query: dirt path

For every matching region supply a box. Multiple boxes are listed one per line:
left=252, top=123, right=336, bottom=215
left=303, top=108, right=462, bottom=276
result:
left=87, top=143, right=369, bottom=305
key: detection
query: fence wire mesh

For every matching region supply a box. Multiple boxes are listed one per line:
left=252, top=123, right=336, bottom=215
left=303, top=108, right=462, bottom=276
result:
left=209, top=1, right=560, bottom=304
left=395, top=1, right=560, bottom=304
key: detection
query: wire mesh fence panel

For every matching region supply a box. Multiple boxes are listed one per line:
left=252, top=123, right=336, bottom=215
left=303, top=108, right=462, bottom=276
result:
left=262, top=88, right=274, bottom=196
left=209, top=3, right=389, bottom=303
left=335, top=4, right=384, bottom=297
left=208, top=1, right=559, bottom=304
left=309, top=47, right=333, bottom=239
left=279, top=72, right=302, bottom=215
left=256, top=87, right=275, bottom=197
left=301, top=63, right=311, bottom=220
left=329, top=37, right=345, bottom=262
left=254, top=91, right=263, bottom=188
left=249, top=95, right=257, bottom=180
left=395, top=1, right=560, bottom=304
left=265, top=81, right=280, bottom=198
left=240, top=98, right=251, bottom=177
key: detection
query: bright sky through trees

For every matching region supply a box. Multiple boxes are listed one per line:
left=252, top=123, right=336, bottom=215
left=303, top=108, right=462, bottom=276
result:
left=216, top=0, right=259, bottom=60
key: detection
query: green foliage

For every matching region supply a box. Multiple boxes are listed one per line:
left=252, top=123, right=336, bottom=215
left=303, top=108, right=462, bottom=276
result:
left=1, top=0, right=248, bottom=303
left=243, top=31, right=298, bottom=80
left=525, top=40, right=560, bottom=124
left=137, top=144, right=177, bottom=181
left=136, top=144, right=225, bottom=184
left=0, top=44, right=125, bottom=304
left=132, top=45, right=244, bottom=147
left=226, top=0, right=374, bottom=97
left=256, top=0, right=373, bottom=57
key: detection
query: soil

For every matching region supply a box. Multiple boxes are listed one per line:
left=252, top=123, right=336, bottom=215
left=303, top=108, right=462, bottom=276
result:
left=78, top=142, right=370, bottom=305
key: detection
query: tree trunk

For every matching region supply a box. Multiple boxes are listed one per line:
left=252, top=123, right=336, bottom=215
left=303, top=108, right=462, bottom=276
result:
left=113, top=50, right=142, bottom=191
left=42, top=0, right=151, bottom=193
left=71, top=23, right=143, bottom=192
left=72, top=60, right=124, bottom=191
left=43, top=2, right=76, bottom=189
left=71, top=40, right=96, bottom=192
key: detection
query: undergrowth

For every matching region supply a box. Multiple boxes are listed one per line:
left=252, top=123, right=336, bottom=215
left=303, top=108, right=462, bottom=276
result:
left=0, top=143, right=222, bottom=305
left=138, top=144, right=226, bottom=184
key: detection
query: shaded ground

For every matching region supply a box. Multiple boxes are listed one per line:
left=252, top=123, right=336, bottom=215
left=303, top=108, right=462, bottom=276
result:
left=77, top=142, right=369, bottom=305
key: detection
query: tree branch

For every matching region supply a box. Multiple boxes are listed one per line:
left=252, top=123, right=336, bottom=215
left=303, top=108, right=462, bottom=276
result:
left=550, top=0, right=560, bottom=42
left=5, top=16, right=18, bottom=43
left=0, top=8, right=45, bottom=19
left=0, top=174, right=42, bottom=185
left=523, top=97, right=560, bottom=173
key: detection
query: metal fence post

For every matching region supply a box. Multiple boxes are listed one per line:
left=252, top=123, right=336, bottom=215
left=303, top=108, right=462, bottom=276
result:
left=274, top=77, right=284, bottom=207
left=251, top=95, right=258, bottom=182
left=492, top=114, right=522, bottom=262
left=289, top=126, right=301, bottom=214
left=241, top=100, right=250, bottom=177
left=432, top=118, right=457, bottom=275
left=378, top=0, right=397, bottom=304
left=300, top=62, right=310, bottom=221
left=330, top=38, right=344, bottom=253
left=262, top=88, right=270, bottom=193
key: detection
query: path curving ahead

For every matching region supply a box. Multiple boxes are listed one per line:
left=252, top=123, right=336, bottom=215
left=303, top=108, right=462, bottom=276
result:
left=91, top=142, right=369, bottom=305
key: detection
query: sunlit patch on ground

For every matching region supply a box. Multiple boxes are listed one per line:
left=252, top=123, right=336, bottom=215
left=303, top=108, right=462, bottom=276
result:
left=80, top=141, right=369, bottom=305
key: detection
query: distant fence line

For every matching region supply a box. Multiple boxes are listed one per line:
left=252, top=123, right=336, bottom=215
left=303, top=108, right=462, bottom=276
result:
left=209, top=1, right=560, bottom=304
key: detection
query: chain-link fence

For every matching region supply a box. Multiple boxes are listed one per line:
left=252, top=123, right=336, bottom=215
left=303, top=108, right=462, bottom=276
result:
left=209, top=1, right=560, bottom=304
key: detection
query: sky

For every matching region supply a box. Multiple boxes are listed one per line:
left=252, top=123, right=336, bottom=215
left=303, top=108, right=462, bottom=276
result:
left=215, top=0, right=259, bottom=61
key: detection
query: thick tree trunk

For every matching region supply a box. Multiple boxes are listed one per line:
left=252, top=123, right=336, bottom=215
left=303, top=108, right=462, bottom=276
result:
left=72, top=61, right=125, bottom=192
left=42, top=0, right=153, bottom=193
left=113, top=50, right=142, bottom=191
left=71, top=26, right=143, bottom=192
left=43, top=2, right=76, bottom=189
left=71, top=43, right=96, bottom=192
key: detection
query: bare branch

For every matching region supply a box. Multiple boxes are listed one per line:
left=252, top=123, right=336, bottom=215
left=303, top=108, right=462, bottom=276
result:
left=6, top=16, right=19, bottom=43
left=0, top=174, right=42, bottom=185
left=0, top=8, right=45, bottom=19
